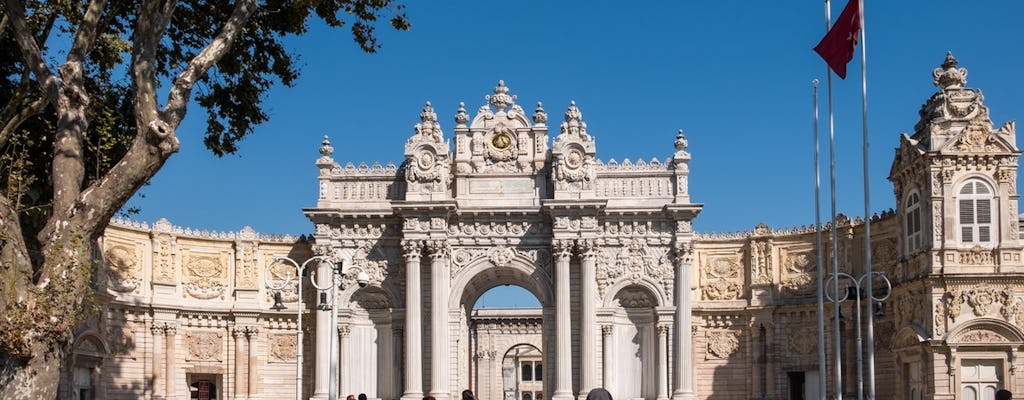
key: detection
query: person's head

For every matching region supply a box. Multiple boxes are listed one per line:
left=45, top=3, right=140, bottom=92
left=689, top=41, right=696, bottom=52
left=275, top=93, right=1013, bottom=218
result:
left=358, top=394, right=368, bottom=400
left=585, top=388, right=613, bottom=400
left=461, top=389, right=475, bottom=400
left=346, top=395, right=355, bottom=400
left=996, top=389, right=1012, bottom=400
left=423, top=397, right=436, bottom=400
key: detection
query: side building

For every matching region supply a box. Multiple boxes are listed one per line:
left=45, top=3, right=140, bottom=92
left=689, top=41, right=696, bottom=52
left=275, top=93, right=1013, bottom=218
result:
left=67, top=53, right=1022, bottom=400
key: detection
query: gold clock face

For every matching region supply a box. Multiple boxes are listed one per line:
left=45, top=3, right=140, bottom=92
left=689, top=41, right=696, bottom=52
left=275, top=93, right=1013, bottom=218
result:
left=491, top=132, right=513, bottom=150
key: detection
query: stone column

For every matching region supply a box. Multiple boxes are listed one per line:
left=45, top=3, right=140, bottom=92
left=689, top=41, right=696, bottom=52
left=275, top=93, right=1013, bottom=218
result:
left=151, top=324, right=165, bottom=398
left=234, top=327, right=248, bottom=400
left=672, top=242, right=695, bottom=400
left=552, top=239, right=574, bottom=400
left=601, top=325, right=613, bottom=389
left=246, top=326, right=259, bottom=398
left=578, top=240, right=598, bottom=395
left=165, top=324, right=178, bottom=400
left=402, top=240, right=425, bottom=400
left=428, top=240, right=451, bottom=400
left=338, top=325, right=350, bottom=397
left=657, top=324, right=670, bottom=400
left=313, top=260, right=335, bottom=399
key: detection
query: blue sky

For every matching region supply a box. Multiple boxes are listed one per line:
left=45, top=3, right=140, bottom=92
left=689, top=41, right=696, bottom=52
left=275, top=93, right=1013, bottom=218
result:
left=129, top=1, right=1024, bottom=241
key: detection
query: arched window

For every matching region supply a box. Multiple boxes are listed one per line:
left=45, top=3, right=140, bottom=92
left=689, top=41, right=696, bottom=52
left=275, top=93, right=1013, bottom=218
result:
left=905, top=191, right=922, bottom=253
left=534, top=363, right=542, bottom=381
left=521, top=362, right=533, bottom=381
left=958, top=180, right=995, bottom=244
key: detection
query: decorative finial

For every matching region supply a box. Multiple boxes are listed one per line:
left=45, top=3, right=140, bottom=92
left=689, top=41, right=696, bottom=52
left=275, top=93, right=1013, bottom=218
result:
left=486, top=80, right=517, bottom=112
left=933, top=51, right=968, bottom=89
left=564, top=100, right=582, bottom=124
left=454, top=102, right=469, bottom=126
left=533, top=102, right=548, bottom=125
left=319, top=135, right=333, bottom=157
left=420, top=101, right=438, bottom=123
left=674, top=129, right=688, bottom=151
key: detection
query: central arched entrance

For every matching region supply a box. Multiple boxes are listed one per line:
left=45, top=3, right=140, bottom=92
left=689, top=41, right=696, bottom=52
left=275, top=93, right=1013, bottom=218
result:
left=449, top=251, right=553, bottom=400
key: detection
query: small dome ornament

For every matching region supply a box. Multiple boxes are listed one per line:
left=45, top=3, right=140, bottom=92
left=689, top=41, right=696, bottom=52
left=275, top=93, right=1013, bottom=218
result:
left=319, top=135, right=334, bottom=157
left=486, top=80, right=517, bottom=112
left=454, top=102, right=470, bottom=126
left=533, top=102, right=548, bottom=125
left=933, top=51, right=968, bottom=89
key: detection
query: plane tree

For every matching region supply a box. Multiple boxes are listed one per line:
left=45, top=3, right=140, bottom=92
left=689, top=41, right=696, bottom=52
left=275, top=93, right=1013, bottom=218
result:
left=0, top=0, right=409, bottom=397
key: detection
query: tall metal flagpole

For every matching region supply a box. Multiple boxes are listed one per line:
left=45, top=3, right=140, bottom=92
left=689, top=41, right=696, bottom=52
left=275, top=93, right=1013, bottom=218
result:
left=822, top=1, right=843, bottom=399
left=813, top=78, right=827, bottom=400
left=856, top=1, right=877, bottom=399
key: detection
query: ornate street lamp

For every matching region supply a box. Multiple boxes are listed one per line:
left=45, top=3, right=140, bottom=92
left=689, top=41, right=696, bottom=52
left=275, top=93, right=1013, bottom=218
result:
left=308, top=256, right=369, bottom=400
left=266, top=255, right=336, bottom=400
left=825, top=270, right=892, bottom=400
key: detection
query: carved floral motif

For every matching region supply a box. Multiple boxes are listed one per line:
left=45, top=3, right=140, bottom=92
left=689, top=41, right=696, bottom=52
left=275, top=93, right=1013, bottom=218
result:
left=594, top=239, right=673, bottom=301
left=780, top=251, right=815, bottom=296
left=749, top=239, right=772, bottom=285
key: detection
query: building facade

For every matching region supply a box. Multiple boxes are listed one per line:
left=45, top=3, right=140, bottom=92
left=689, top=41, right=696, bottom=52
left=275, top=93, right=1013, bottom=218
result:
left=67, top=54, right=1023, bottom=400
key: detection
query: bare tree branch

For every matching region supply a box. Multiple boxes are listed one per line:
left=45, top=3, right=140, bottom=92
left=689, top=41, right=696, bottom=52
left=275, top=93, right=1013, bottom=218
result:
left=0, top=96, right=46, bottom=148
left=163, top=0, right=258, bottom=126
left=1, top=0, right=59, bottom=103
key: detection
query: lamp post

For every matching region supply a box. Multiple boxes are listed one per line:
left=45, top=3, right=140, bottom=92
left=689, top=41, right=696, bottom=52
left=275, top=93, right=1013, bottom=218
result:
left=825, top=270, right=892, bottom=400
left=308, top=255, right=370, bottom=400
left=266, top=255, right=335, bottom=400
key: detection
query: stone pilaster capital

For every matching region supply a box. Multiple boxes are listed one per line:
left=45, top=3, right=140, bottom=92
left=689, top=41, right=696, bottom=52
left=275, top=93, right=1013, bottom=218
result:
left=426, top=239, right=450, bottom=260
left=245, top=325, right=260, bottom=338
left=552, top=239, right=574, bottom=259
left=232, top=326, right=247, bottom=339
left=338, top=324, right=351, bottom=337
left=401, top=239, right=424, bottom=261
left=673, top=241, right=695, bottom=263
left=163, top=323, right=178, bottom=336
left=150, top=323, right=165, bottom=336
left=601, top=324, right=614, bottom=337
left=577, top=239, right=598, bottom=260
left=657, top=324, right=671, bottom=336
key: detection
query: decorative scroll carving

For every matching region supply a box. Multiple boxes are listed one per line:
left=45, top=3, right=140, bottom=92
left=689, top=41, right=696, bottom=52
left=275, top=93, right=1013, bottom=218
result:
left=706, top=331, right=741, bottom=359
left=953, top=328, right=1010, bottom=344
left=269, top=334, right=297, bottom=362
left=183, top=255, right=227, bottom=299
left=959, top=245, right=994, bottom=266
left=702, top=256, right=742, bottom=300
left=235, top=238, right=258, bottom=288
left=185, top=331, right=223, bottom=361
left=594, top=239, right=673, bottom=301
left=104, top=244, right=141, bottom=292
left=965, top=286, right=999, bottom=316
left=749, top=238, right=772, bottom=285
left=489, top=245, right=516, bottom=267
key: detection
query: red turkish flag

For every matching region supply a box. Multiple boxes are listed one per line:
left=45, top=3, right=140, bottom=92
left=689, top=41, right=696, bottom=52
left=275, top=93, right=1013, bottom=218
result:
left=814, top=0, right=861, bottom=79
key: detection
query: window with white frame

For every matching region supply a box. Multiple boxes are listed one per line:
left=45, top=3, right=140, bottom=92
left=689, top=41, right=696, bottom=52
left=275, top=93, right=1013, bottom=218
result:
left=905, top=191, right=923, bottom=253
left=958, top=180, right=995, bottom=244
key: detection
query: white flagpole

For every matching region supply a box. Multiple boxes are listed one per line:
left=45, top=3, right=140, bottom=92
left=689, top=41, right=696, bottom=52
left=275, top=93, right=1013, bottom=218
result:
left=823, top=1, right=843, bottom=399
left=857, top=1, right=877, bottom=399
left=813, top=78, right=827, bottom=400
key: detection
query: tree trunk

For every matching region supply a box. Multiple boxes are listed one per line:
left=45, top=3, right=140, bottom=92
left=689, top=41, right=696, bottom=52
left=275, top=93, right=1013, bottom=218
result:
left=0, top=341, right=65, bottom=400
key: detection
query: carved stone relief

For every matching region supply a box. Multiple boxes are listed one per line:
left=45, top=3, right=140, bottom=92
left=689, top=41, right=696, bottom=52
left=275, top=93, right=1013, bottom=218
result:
left=269, top=334, right=297, bottom=362
left=183, top=254, right=227, bottom=300
left=594, top=239, right=673, bottom=301
left=749, top=239, right=772, bottom=285
left=702, top=256, right=742, bottom=301
left=706, top=330, right=741, bottom=359
left=153, top=233, right=175, bottom=283
left=235, top=240, right=258, bottom=288
left=185, top=331, right=223, bottom=361
left=104, top=244, right=142, bottom=293
left=780, top=251, right=815, bottom=296
left=788, top=327, right=817, bottom=355
left=959, top=245, right=994, bottom=266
